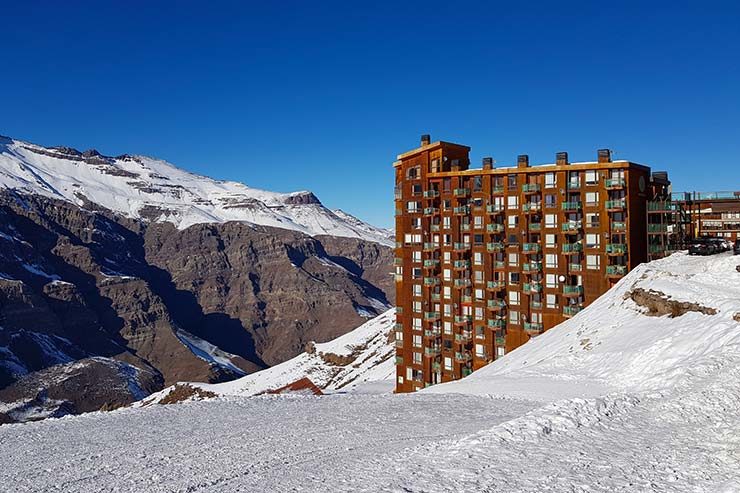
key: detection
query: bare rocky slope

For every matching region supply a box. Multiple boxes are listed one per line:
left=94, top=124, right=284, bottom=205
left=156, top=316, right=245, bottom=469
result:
left=0, top=189, right=393, bottom=422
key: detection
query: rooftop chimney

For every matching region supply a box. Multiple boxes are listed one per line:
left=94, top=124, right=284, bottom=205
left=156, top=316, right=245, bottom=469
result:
left=482, top=157, right=494, bottom=170
left=556, top=152, right=568, bottom=166
left=421, top=134, right=431, bottom=147
left=597, top=149, right=612, bottom=163
left=517, top=154, right=529, bottom=168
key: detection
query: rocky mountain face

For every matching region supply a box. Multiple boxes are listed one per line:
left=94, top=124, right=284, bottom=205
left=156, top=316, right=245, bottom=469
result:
left=0, top=190, right=393, bottom=422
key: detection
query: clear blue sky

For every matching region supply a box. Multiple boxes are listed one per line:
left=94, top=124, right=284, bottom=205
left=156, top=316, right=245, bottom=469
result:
left=2, top=1, right=739, bottom=228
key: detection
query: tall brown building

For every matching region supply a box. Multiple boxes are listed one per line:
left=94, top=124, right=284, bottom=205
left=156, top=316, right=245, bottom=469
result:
left=393, top=135, right=670, bottom=393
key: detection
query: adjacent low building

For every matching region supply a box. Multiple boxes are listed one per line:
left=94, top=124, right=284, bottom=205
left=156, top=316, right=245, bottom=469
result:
left=393, top=135, right=678, bottom=393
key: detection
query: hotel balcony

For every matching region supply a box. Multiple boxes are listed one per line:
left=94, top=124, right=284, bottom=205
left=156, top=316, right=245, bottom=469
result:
left=563, top=285, right=584, bottom=297
left=606, top=264, right=628, bottom=277
left=454, top=351, right=472, bottom=363
left=423, top=259, right=439, bottom=268
left=453, top=278, right=472, bottom=288
left=522, top=243, right=541, bottom=253
left=453, top=206, right=470, bottom=215
left=523, top=183, right=541, bottom=194
left=487, top=319, right=505, bottom=329
left=430, top=224, right=440, bottom=232
left=606, top=199, right=626, bottom=211
left=605, top=178, right=626, bottom=189
left=529, top=222, right=542, bottom=232
left=453, top=242, right=471, bottom=251
left=487, top=299, right=506, bottom=311
left=453, top=260, right=470, bottom=270
left=563, top=306, right=582, bottom=318
left=423, top=242, right=438, bottom=251
left=494, top=260, right=506, bottom=269
left=561, top=222, right=582, bottom=234
left=395, top=356, right=404, bottom=365
left=486, top=204, right=504, bottom=213
left=523, top=261, right=543, bottom=272
left=486, top=280, right=506, bottom=291
left=648, top=224, right=669, bottom=233
left=424, top=327, right=441, bottom=337
left=486, top=223, right=504, bottom=233
left=568, top=262, right=583, bottom=272
left=423, top=207, right=439, bottom=216
left=453, top=188, right=470, bottom=197
left=492, top=185, right=504, bottom=194
left=561, top=201, right=582, bottom=211
left=424, top=311, right=440, bottom=321
left=611, top=221, right=627, bottom=232
left=454, top=331, right=472, bottom=342
left=394, top=258, right=403, bottom=266
left=423, top=189, right=440, bottom=198
left=495, top=335, right=506, bottom=346
left=486, top=242, right=504, bottom=252
left=530, top=300, right=543, bottom=310
left=522, top=202, right=541, bottom=213
left=423, top=277, right=440, bottom=286
left=523, top=282, right=543, bottom=293
left=606, top=243, right=628, bottom=255
left=523, top=322, right=543, bottom=335
left=424, top=346, right=441, bottom=357
left=562, top=243, right=583, bottom=254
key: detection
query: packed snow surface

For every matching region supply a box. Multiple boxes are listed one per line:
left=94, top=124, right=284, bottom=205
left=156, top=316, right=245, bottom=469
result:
left=1, top=252, right=739, bottom=491
left=0, top=136, right=392, bottom=245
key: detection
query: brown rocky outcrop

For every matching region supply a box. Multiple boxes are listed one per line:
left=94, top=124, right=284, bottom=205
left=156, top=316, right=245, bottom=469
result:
left=626, top=288, right=717, bottom=317
left=0, top=190, right=393, bottom=420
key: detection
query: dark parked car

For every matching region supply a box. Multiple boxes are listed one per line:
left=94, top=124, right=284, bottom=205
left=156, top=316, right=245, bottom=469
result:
left=734, top=239, right=740, bottom=255
left=689, top=239, right=712, bottom=255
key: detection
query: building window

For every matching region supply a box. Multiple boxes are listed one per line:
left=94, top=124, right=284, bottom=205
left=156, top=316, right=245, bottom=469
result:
left=509, top=291, right=520, bottom=306
left=545, top=194, right=556, bottom=208
left=546, top=293, right=558, bottom=308
left=475, top=344, right=485, bottom=358
left=508, top=215, right=518, bottom=228
left=413, top=334, right=422, bottom=348
left=545, top=214, right=558, bottom=228
left=444, top=357, right=453, bottom=370
left=444, top=321, right=452, bottom=335
left=508, top=252, right=519, bottom=266
left=443, top=286, right=451, bottom=299
left=413, top=318, right=422, bottom=329
left=443, top=269, right=451, bottom=281
left=474, top=216, right=483, bottom=229
left=475, top=289, right=484, bottom=301
left=475, top=306, right=484, bottom=319
left=473, top=252, right=483, bottom=265
left=473, top=175, right=483, bottom=192
left=509, top=272, right=520, bottom=284
left=474, top=270, right=484, bottom=282
left=507, top=175, right=517, bottom=189
left=568, top=171, right=580, bottom=188
left=413, top=352, right=422, bottom=364
left=585, top=170, right=599, bottom=185
left=545, top=234, right=557, bottom=248
left=585, top=192, right=599, bottom=206
left=413, top=301, right=422, bottom=312
left=545, top=253, right=558, bottom=268
left=413, top=284, right=422, bottom=297
left=497, top=347, right=506, bottom=358
left=546, top=273, right=558, bottom=288
left=507, top=196, right=519, bottom=209
left=509, top=311, right=520, bottom=325
left=545, top=172, right=556, bottom=188
left=586, top=254, right=601, bottom=270
left=586, top=233, right=600, bottom=249
left=586, top=213, right=600, bottom=228
left=412, top=251, right=421, bottom=262
left=443, top=251, right=451, bottom=263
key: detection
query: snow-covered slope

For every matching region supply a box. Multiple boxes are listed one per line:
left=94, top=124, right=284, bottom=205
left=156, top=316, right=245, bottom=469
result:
left=427, top=251, right=740, bottom=401
left=2, top=254, right=739, bottom=492
left=140, top=309, right=396, bottom=404
left=0, top=136, right=392, bottom=245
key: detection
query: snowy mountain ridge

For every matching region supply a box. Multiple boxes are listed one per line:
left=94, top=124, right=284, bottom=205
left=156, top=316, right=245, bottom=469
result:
left=0, top=135, right=392, bottom=245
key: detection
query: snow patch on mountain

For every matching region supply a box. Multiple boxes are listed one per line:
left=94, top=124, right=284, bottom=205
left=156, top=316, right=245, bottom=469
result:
left=0, top=136, right=392, bottom=245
